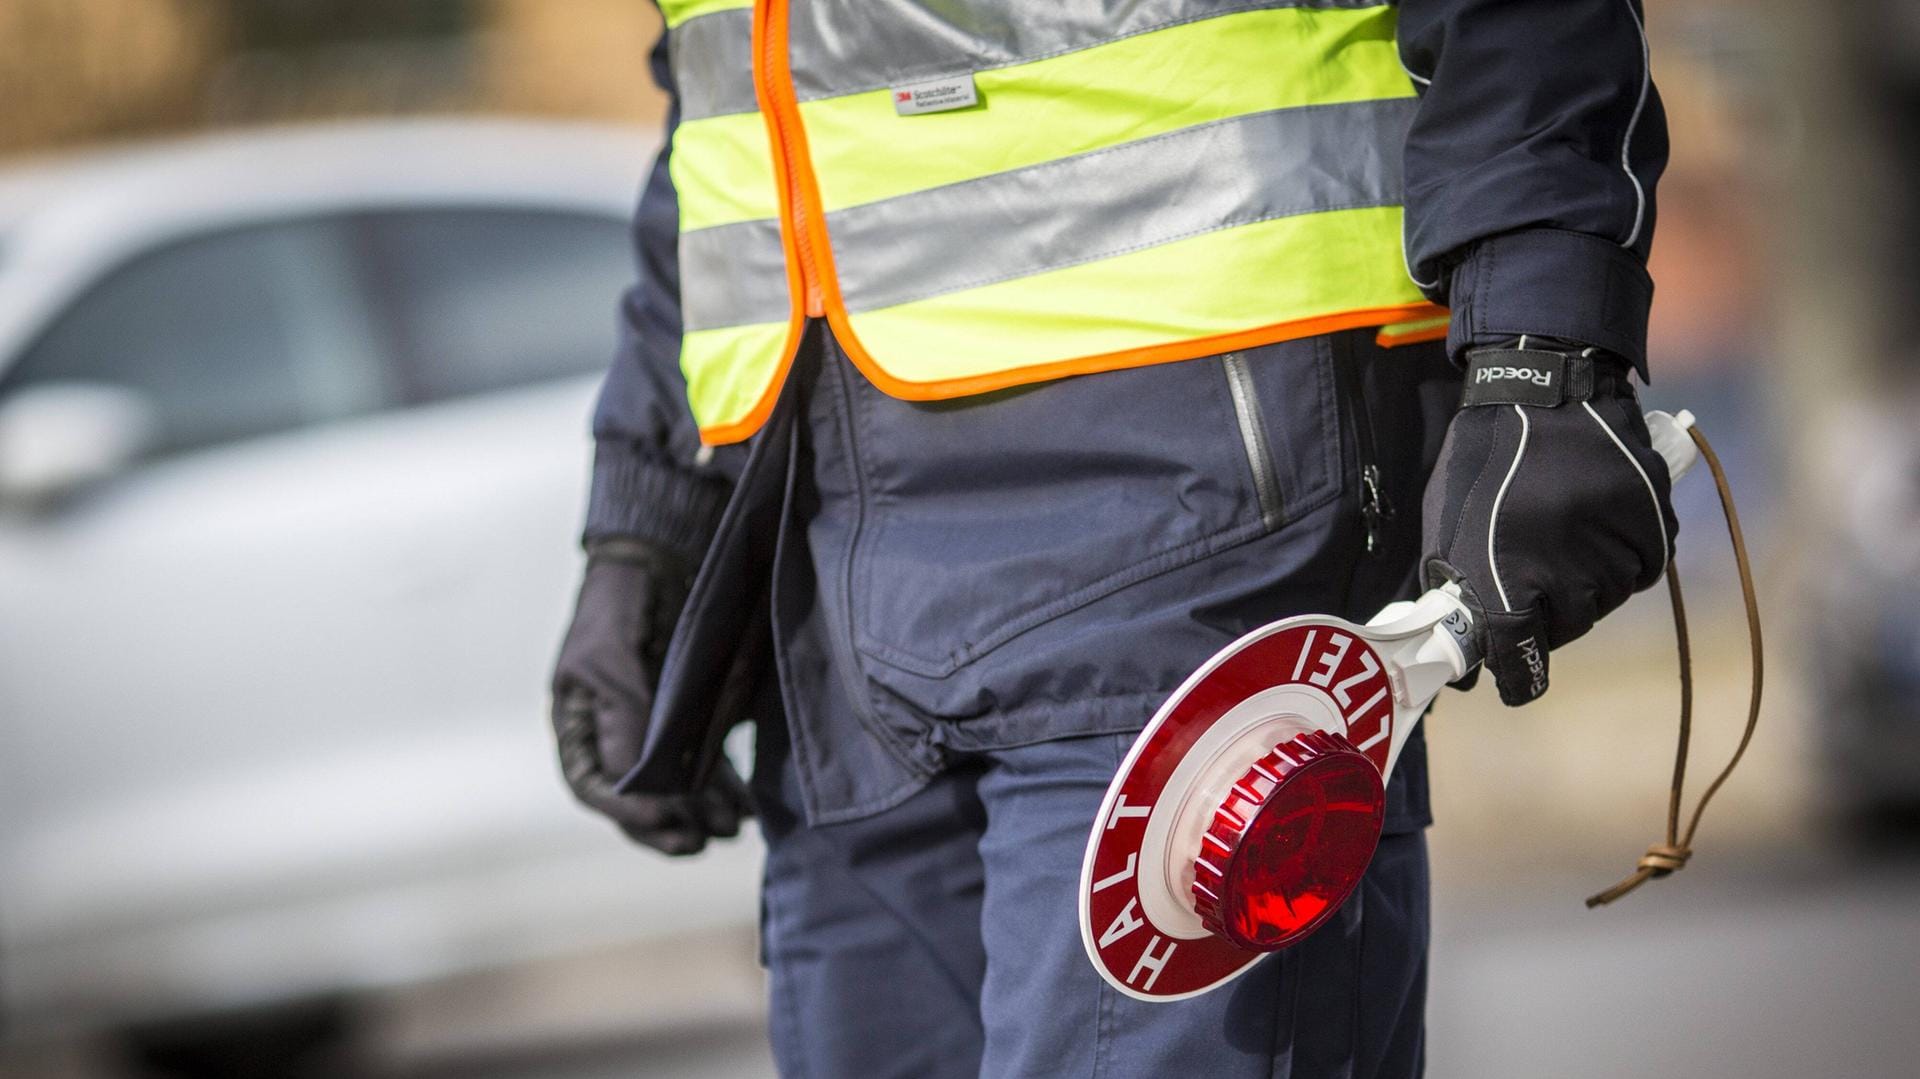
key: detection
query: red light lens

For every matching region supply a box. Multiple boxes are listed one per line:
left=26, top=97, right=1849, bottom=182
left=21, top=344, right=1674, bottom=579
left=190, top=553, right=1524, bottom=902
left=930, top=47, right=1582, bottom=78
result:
left=1215, top=745, right=1385, bottom=951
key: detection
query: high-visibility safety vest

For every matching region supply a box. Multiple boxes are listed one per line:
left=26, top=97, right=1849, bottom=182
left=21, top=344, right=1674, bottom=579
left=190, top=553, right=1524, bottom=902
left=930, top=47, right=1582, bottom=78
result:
left=661, top=0, right=1450, bottom=444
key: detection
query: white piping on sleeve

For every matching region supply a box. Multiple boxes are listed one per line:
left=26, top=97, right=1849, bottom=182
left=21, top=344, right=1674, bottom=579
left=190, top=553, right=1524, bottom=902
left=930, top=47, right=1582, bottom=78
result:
left=1582, top=400, right=1670, bottom=568
left=1487, top=404, right=1530, bottom=612
left=1403, top=218, right=1440, bottom=292
left=1397, top=41, right=1438, bottom=292
left=1398, top=51, right=1432, bottom=88
left=1404, top=4, right=1651, bottom=287
left=1619, top=0, right=1652, bottom=248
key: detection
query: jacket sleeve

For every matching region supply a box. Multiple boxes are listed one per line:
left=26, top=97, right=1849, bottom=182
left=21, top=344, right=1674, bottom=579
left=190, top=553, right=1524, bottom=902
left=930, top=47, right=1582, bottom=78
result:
left=1397, top=0, right=1669, bottom=376
left=582, top=21, right=735, bottom=557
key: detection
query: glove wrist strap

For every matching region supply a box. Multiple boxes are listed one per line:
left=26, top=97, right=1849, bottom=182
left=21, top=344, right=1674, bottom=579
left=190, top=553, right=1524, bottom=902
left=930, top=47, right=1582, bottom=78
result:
left=1459, top=345, right=1633, bottom=409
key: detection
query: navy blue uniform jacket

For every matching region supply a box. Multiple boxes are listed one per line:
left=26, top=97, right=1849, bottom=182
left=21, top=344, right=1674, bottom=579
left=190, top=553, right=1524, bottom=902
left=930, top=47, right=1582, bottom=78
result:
left=587, top=0, right=1669, bottom=825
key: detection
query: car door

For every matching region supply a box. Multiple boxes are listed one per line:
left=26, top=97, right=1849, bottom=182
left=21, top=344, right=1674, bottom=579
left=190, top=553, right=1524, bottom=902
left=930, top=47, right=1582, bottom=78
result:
left=0, top=213, right=415, bottom=1016
left=332, top=204, right=761, bottom=984
left=0, top=202, right=731, bottom=1025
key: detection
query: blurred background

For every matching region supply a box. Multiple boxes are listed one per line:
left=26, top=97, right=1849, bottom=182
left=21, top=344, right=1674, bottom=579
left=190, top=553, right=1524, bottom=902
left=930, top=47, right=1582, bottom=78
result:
left=0, top=1, right=1915, bottom=1076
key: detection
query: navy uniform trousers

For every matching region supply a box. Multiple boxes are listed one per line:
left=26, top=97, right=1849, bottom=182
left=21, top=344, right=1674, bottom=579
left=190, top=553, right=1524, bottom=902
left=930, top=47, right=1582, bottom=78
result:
left=752, top=724, right=1431, bottom=1079
left=734, top=327, right=1460, bottom=1078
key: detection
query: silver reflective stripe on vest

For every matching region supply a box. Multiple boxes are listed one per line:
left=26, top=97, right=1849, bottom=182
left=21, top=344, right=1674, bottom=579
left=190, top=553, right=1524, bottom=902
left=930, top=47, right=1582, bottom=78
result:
left=672, top=8, right=759, bottom=121
left=787, top=0, right=1384, bottom=102
left=679, top=218, right=791, bottom=332
left=827, top=96, right=1412, bottom=315
left=671, top=1, right=1390, bottom=123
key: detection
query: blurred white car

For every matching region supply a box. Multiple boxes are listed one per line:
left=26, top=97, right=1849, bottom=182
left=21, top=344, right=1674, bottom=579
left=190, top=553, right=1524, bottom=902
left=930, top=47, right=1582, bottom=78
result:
left=0, top=121, right=760, bottom=1043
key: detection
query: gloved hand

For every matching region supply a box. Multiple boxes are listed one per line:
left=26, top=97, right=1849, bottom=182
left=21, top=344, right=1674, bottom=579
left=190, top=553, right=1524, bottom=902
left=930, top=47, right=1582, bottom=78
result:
left=1421, top=340, right=1678, bottom=705
left=551, top=537, right=751, bottom=854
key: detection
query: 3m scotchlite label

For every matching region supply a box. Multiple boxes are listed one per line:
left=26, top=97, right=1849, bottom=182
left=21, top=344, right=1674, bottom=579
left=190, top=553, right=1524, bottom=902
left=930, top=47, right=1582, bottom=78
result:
left=797, top=5, right=1411, bottom=213
left=891, top=74, right=979, bottom=115
left=788, top=0, right=1387, bottom=102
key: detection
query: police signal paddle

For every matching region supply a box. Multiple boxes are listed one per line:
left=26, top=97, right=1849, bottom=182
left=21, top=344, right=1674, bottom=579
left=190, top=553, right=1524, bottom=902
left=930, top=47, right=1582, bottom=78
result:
left=1078, top=409, right=1760, bottom=1002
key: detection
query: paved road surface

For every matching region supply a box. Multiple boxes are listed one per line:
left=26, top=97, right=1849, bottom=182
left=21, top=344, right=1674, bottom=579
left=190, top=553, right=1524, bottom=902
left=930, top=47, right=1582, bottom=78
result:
left=414, top=851, right=1920, bottom=1078
left=6, top=850, right=1914, bottom=1077
left=1428, top=854, right=1920, bottom=1079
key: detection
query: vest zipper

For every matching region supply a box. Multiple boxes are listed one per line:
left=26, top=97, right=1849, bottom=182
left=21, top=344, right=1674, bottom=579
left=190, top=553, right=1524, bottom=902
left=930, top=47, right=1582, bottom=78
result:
left=756, top=0, right=825, bottom=317
left=1221, top=352, right=1285, bottom=531
left=1336, top=342, right=1392, bottom=554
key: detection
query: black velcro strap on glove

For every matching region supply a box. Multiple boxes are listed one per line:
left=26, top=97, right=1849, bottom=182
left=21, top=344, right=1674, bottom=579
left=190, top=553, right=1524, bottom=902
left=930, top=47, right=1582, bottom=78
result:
left=1458, top=347, right=1636, bottom=409
left=1422, top=345, right=1678, bottom=706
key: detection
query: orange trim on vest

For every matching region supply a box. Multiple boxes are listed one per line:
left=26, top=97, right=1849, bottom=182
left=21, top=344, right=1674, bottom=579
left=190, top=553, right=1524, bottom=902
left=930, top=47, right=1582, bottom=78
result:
left=699, top=0, right=812, bottom=447
left=698, top=300, right=1450, bottom=442
left=696, top=312, right=806, bottom=445
left=1374, top=320, right=1451, bottom=349
left=824, top=301, right=1451, bottom=402
left=759, top=0, right=825, bottom=319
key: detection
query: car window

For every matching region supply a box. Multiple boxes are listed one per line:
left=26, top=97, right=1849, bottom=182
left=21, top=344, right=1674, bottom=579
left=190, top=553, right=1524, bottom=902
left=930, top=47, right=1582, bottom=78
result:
left=4, top=217, right=391, bottom=455
left=361, top=208, right=631, bottom=403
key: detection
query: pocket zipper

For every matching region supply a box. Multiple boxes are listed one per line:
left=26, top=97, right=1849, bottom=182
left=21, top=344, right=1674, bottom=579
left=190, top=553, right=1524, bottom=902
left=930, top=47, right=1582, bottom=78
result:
left=1222, top=352, right=1284, bottom=531
left=1337, top=342, right=1393, bottom=554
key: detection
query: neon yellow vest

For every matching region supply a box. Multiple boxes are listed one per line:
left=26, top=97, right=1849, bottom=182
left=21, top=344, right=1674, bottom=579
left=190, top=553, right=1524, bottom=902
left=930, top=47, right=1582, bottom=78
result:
left=661, top=0, right=1448, bottom=444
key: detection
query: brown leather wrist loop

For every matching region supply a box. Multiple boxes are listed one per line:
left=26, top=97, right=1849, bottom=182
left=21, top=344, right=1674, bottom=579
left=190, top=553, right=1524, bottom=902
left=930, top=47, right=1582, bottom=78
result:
left=1586, top=426, right=1763, bottom=910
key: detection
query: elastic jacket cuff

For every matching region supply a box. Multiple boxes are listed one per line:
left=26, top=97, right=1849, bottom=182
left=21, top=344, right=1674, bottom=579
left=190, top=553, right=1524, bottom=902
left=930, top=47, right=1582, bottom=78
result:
left=584, top=442, right=731, bottom=561
left=1444, top=228, right=1654, bottom=379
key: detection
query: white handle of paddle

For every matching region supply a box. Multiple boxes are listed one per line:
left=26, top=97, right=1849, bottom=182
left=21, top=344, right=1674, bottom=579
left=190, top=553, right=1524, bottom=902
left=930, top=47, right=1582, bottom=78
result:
left=1380, top=407, right=1699, bottom=695
left=1645, top=408, right=1698, bottom=483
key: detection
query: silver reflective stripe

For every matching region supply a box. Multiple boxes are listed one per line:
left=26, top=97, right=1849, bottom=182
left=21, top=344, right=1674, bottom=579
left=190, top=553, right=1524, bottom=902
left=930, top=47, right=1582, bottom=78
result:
left=788, top=0, right=1385, bottom=102
left=679, top=218, right=791, bottom=332
left=675, top=0, right=1388, bottom=120
left=828, top=96, right=1412, bottom=315
left=671, top=7, right=758, bottom=121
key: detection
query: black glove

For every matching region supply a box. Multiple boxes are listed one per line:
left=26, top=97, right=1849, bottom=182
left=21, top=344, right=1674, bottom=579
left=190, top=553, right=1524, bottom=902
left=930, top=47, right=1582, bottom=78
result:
left=1421, top=341, right=1678, bottom=705
left=551, top=537, right=751, bottom=854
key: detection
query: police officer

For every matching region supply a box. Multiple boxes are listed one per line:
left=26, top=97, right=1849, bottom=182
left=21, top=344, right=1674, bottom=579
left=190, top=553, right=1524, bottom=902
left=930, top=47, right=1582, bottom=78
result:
left=551, top=1, right=1675, bottom=1074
